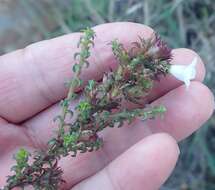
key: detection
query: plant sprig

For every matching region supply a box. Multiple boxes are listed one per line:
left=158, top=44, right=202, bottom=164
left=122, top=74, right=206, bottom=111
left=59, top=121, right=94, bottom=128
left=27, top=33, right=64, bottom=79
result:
left=2, top=28, right=172, bottom=190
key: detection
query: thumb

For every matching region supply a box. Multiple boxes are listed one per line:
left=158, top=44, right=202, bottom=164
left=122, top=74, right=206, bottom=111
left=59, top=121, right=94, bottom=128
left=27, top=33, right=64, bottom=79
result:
left=72, top=133, right=179, bottom=190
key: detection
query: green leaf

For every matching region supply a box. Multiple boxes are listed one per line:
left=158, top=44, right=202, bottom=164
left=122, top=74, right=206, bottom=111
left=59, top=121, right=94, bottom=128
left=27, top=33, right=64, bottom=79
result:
left=71, top=78, right=83, bottom=88
left=130, top=57, right=141, bottom=68
left=60, top=99, right=69, bottom=107
left=153, top=105, right=167, bottom=114
left=81, top=27, right=96, bottom=39
left=80, top=49, right=90, bottom=59
left=48, top=138, right=57, bottom=146
left=76, top=101, right=92, bottom=112
left=15, top=148, right=30, bottom=164
left=140, top=78, right=153, bottom=89
left=72, top=64, right=81, bottom=73
left=86, top=80, right=95, bottom=91
left=63, top=133, right=79, bottom=147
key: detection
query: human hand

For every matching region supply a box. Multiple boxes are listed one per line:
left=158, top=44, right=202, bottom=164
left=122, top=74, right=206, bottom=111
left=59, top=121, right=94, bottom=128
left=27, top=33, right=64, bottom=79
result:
left=0, top=22, right=214, bottom=190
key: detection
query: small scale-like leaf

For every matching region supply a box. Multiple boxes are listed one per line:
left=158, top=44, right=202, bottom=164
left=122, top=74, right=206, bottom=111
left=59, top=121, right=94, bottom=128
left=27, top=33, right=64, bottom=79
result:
left=72, top=64, right=81, bottom=73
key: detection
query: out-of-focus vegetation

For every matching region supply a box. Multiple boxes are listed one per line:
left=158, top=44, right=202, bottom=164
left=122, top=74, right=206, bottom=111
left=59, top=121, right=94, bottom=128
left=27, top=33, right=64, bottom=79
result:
left=0, top=0, right=215, bottom=189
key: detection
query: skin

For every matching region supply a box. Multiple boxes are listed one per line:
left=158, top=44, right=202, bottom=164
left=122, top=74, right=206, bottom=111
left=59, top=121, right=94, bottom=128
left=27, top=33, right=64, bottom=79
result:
left=0, top=22, right=214, bottom=190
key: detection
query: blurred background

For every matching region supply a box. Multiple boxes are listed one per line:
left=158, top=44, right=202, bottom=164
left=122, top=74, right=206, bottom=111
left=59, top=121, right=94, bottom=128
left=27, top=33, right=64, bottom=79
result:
left=0, top=0, right=215, bottom=189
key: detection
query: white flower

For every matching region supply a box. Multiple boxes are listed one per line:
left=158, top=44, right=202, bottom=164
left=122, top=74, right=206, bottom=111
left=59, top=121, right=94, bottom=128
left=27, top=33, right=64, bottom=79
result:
left=169, top=57, right=197, bottom=88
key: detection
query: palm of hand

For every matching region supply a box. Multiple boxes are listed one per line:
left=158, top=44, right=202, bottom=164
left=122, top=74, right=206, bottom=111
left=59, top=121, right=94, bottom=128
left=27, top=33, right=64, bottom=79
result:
left=0, top=23, right=213, bottom=190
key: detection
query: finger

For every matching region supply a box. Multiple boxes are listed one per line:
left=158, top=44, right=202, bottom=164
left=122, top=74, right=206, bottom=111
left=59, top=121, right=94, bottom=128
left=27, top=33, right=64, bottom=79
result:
left=0, top=117, right=7, bottom=125
left=72, top=133, right=179, bottom=190
left=0, top=22, right=153, bottom=123
left=0, top=23, right=205, bottom=123
left=0, top=123, right=29, bottom=155
left=22, top=81, right=213, bottom=188
left=95, top=82, right=214, bottom=160
left=148, top=81, right=214, bottom=140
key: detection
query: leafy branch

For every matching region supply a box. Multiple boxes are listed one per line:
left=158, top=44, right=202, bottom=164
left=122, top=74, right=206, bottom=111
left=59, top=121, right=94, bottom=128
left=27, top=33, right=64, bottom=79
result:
left=2, top=28, right=172, bottom=190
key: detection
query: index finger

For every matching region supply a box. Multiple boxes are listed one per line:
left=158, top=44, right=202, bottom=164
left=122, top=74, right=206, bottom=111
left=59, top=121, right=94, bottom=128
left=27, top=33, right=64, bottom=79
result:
left=0, top=22, right=204, bottom=123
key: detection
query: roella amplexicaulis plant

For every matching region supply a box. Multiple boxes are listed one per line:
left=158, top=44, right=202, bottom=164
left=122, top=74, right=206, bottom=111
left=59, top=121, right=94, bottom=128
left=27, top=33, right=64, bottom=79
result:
left=2, top=28, right=196, bottom=190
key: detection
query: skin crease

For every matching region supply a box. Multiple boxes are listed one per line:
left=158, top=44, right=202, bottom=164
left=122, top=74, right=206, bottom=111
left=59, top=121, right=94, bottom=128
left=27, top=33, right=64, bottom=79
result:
left=0, top=22, right=214, bottom=190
